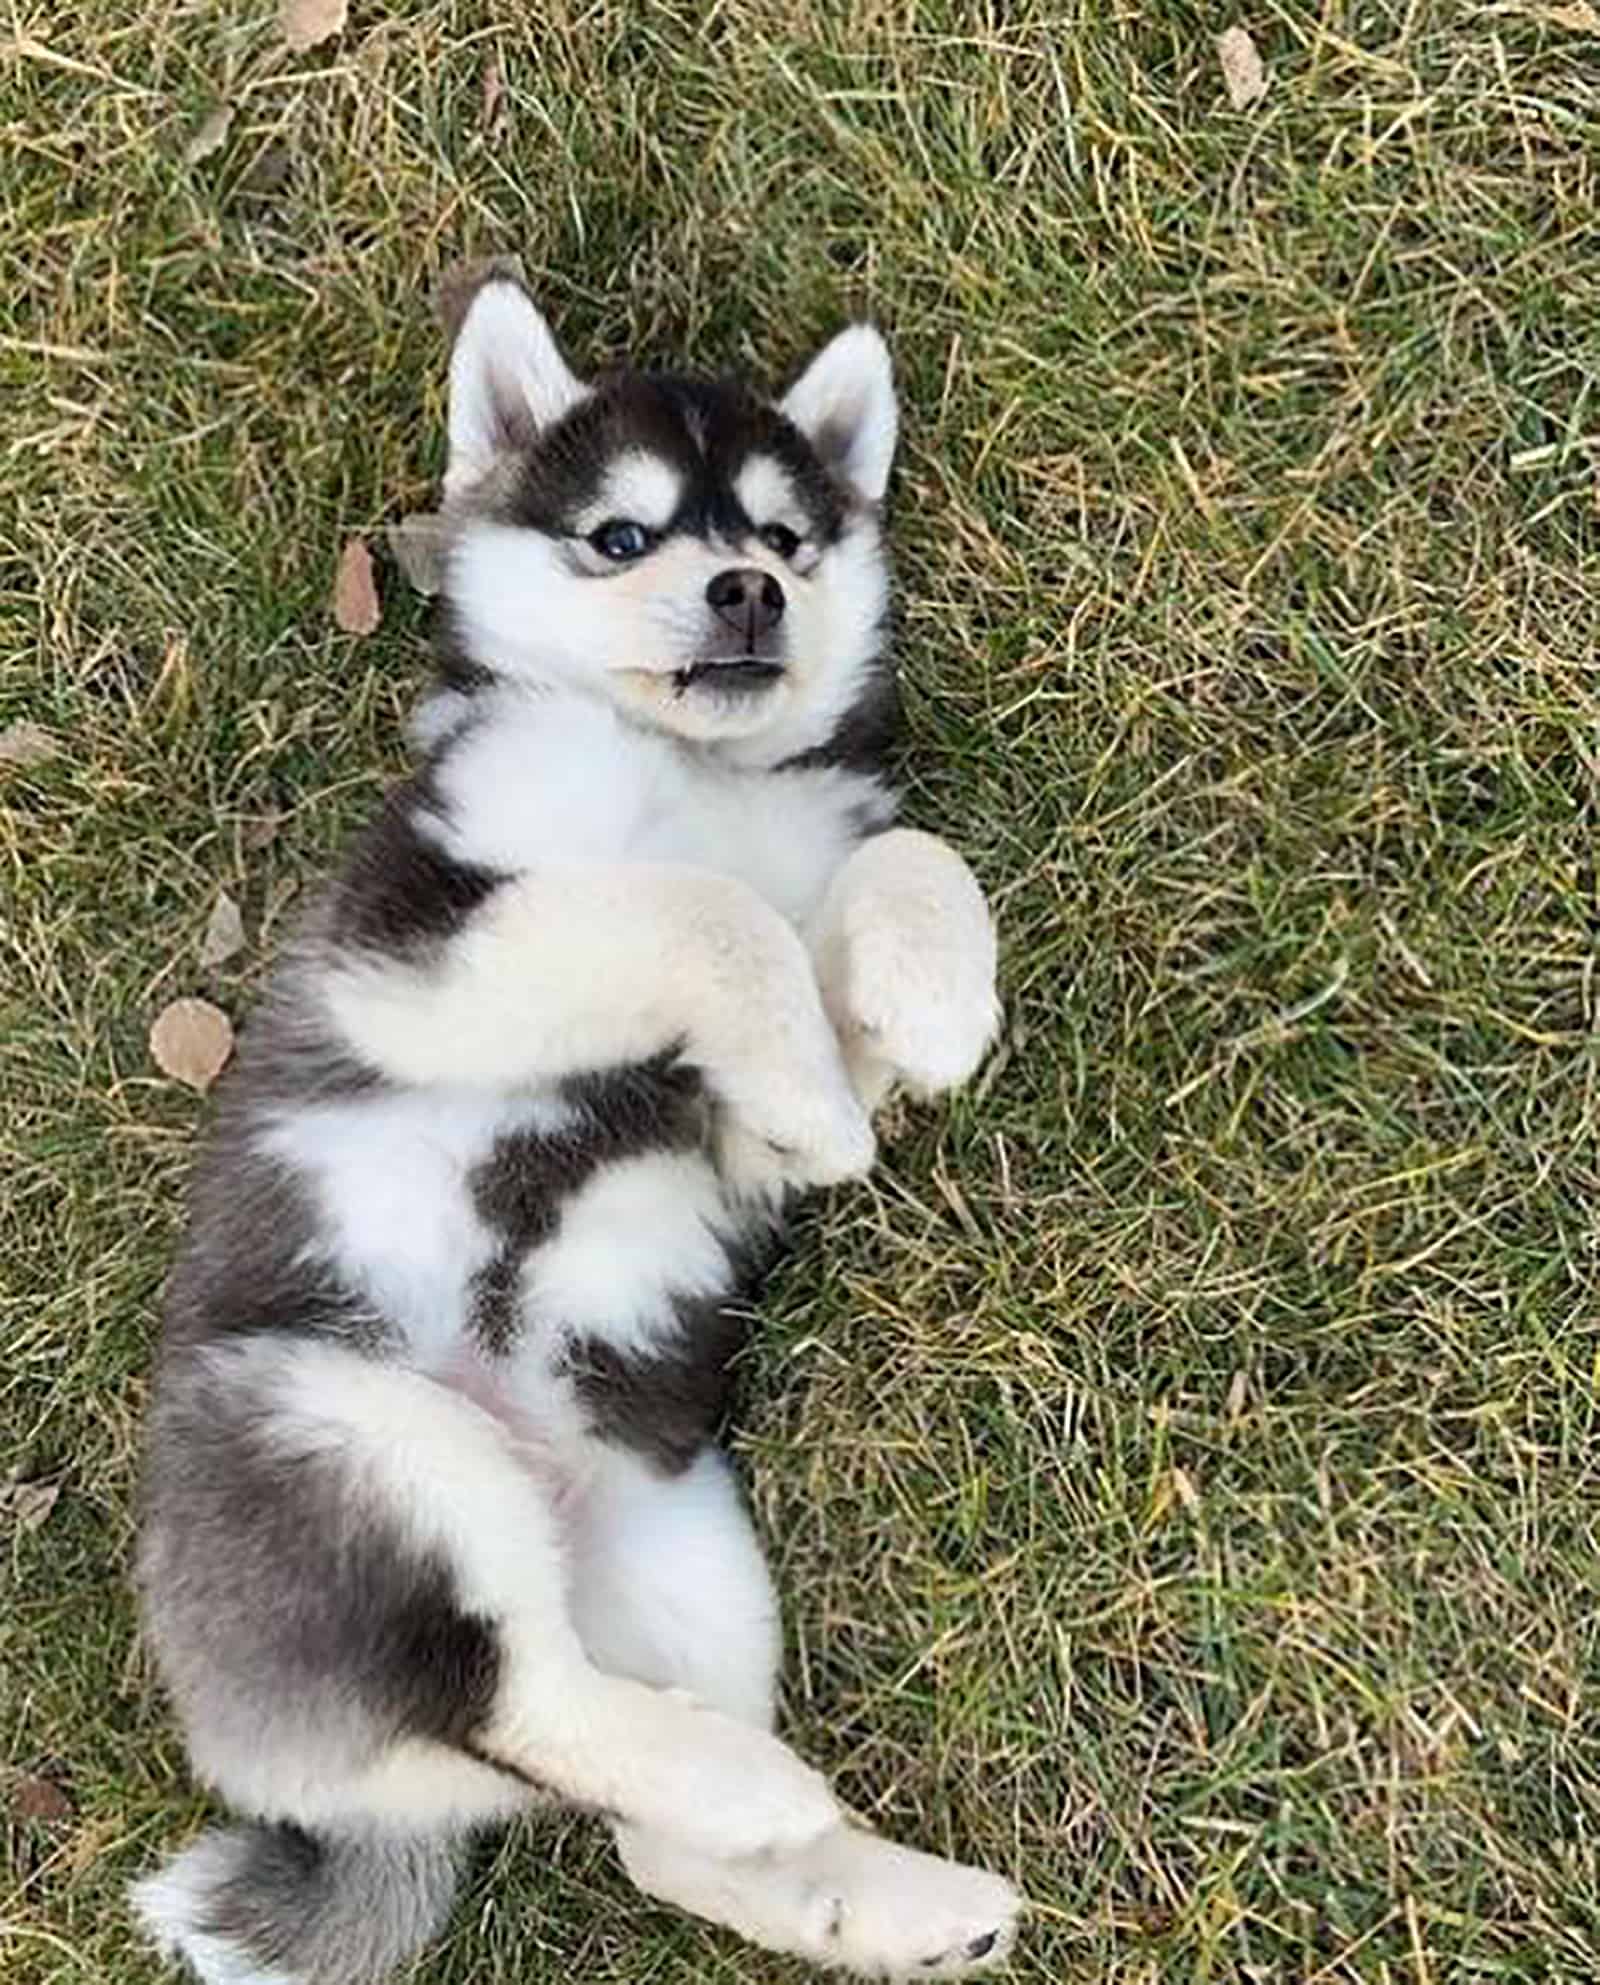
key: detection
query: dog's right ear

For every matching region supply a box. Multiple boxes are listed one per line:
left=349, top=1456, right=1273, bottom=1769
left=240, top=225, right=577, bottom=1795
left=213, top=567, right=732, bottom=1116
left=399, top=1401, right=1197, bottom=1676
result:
left=445, top=282, right=586, bottom=497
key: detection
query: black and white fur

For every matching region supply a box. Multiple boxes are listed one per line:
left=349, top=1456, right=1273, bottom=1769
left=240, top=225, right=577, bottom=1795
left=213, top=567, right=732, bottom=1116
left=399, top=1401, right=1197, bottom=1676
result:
left=133, top=278, right=1016, bottom=1984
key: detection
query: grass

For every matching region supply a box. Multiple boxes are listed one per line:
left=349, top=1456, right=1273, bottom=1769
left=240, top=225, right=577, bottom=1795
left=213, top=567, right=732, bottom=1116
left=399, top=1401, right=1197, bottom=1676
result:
left=3, top=0, right=1599, bottom=1978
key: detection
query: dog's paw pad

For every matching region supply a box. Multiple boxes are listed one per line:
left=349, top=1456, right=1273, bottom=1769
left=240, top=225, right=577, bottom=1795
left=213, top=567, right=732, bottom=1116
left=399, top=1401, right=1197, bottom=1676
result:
left=910, top=1912, right=1015, bottom=1976
left=796, top=1831, right=1020, bottom=1979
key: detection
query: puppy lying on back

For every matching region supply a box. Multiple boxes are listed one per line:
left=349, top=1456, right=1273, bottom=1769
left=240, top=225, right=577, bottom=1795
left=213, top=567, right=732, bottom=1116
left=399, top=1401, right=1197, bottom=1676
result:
left=133, top=276, right=1018, bottom=1984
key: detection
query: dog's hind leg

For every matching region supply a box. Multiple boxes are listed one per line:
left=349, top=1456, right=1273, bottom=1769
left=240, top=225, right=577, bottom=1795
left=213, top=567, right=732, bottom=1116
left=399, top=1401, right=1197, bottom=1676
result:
left=568, top=1444, right=1023, bottom=1979
left=151, top=1340, right=837, bottom=1847
left=135, top=1338, right=846, bottom=1983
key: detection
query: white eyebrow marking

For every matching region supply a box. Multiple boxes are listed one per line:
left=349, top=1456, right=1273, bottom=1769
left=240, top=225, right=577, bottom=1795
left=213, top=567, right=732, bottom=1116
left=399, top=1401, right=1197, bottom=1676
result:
left=734, top=455, right=803, bottom=529
left=579, top=451, right=684, bottom=532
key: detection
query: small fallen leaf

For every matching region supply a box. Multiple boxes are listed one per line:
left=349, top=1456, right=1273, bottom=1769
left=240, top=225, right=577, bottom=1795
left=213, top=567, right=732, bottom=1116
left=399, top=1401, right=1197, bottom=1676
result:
left=0, top=1477, right=61, bottom=1533
left=150, top=997, right=234, bottom=1092
left=0, top=720, right=59, bottom=771
left=10, top=1775, right=74, bottom=1824
left=332, top=539, right=381, bottom=635
left=435, top=254, right=527, bottom=343
left=280, top=0, right=348, bottom=54
left=1545, top=1, right=1599, bottom=26
left=184, top=103, right=234, bottom=164
left=198, top=890, right=245, bottom=968
left=386, top=512, right=450, bottom=597
left=1217, top=25, right=1269, bottom=109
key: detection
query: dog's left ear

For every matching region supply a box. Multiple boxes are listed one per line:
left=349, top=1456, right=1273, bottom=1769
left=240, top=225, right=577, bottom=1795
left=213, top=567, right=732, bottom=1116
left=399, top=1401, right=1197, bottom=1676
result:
left=445, top=281, right=586, bottom=497
left=781, top=325, right=898, bottom=506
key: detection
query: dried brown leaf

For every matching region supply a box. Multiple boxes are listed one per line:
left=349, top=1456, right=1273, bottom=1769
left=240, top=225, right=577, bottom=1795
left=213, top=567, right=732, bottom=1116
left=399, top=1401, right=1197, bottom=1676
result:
left=0, top=720, right=59, bottom=771
left=386, top=513, right=450, bottom=597
left=150, top=997, right=235, bottom=1092
left=198, top=890, right=245, bottom=968
left=1, top=1477, right=62, bottom=1533
left=332, top=539, right=381, bottom=635
left=1544, top=1, right=1599, bottom=27
left=280, top=0, right=348, bottom=54
left=10, top=1775, right=73, bottom=1824
left=1217, top=25, right=1268, bottom=109
left=184, top=103, right=234, bottom=164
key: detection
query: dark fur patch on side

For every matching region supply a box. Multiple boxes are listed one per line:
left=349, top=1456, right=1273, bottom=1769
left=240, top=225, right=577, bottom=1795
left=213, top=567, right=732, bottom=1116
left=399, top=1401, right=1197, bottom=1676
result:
left=162, top=1163, right=371, bottom=1349
left=268, top=1024, right=386, bottom=1101
left=432, top=599, right=497, bottom=695
left=562, top=1287, right=759, bottom=1475
left=388, top=1569, right=502, bottom=1748
left=329, top=775, right=504, bottom=955
left=141, top=1354, right=502, bottom=1752
left=161, top=1087, right=373, bottom=1352
left=159, top=949, right=402, bottom=1350
left=467, top=1052, right=708, bottom=1354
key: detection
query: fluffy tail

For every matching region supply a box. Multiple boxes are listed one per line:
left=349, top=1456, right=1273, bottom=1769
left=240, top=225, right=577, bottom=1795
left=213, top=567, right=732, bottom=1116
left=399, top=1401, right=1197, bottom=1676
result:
left=131, top=1822, right=462, bottom=1985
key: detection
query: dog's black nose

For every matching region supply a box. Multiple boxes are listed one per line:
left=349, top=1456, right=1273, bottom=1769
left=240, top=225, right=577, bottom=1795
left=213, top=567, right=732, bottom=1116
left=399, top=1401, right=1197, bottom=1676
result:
left=706, top=567, right=785, bottom=639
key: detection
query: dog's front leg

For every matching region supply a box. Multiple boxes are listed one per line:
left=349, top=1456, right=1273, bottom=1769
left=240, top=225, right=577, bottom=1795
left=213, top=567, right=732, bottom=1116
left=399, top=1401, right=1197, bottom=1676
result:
left=318, top=860, right=874, bottom=1193
left=808, top=828, right=1000, bottom=1112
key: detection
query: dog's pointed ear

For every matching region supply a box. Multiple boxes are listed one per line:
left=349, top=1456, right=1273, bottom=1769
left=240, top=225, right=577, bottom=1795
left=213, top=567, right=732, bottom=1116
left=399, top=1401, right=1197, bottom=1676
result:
left=780, top=325, right=898, bottom=505
left=445, top=282, right=586, bottom=496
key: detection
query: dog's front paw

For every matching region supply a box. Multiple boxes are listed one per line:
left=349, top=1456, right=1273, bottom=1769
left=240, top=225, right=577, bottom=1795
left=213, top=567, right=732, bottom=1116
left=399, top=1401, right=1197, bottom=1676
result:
left=799, top=1827, right=1023, bottom=1979
left=823, top=831, right=999, bottom=1104
left=842, top=920, right=999, bottom=1102
left=715, top=1070, right=876, bottom=1198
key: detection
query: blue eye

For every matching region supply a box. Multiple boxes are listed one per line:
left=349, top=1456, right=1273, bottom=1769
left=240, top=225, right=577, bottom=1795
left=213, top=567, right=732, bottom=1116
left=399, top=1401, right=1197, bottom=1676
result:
left=759, top=523, right=801, bottom=560
left=590, top=519, right=652, bottom=561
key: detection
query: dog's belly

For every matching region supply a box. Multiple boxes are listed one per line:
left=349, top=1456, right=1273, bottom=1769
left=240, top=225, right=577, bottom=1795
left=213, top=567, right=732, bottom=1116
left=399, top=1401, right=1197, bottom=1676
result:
left=269, top=1081, right=750, bottom=1481
left=426, top=1340, right=592, bottom=1508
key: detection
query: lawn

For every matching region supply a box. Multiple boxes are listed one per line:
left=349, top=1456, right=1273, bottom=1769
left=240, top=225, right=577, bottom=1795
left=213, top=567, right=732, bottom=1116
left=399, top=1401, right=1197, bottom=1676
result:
left=4, top=2, right=1599, bottom=1980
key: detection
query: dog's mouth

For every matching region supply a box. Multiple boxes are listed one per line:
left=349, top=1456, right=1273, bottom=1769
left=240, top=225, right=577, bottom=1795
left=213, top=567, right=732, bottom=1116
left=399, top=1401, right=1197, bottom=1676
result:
left=672, top=658, right=786, bottom=694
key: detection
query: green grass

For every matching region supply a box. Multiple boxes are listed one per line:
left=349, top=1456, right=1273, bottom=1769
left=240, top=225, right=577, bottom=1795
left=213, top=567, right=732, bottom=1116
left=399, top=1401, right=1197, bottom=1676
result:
left=4, top=1, right=1599, bottom=1978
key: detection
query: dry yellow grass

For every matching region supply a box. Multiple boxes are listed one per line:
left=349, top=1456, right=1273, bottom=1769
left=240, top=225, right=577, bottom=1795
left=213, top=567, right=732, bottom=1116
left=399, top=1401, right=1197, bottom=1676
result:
left=4, top=3, right=1599, bottom=1980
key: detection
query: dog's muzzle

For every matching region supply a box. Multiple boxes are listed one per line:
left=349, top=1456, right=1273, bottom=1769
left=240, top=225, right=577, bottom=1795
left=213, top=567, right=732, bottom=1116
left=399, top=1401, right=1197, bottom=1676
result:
left=681, top=567, right=788, bottom=690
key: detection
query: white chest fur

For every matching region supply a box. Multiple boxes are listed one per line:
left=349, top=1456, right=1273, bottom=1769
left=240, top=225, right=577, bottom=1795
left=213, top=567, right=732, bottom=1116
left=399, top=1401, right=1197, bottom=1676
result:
left=425, top=690, right=889, bottom=929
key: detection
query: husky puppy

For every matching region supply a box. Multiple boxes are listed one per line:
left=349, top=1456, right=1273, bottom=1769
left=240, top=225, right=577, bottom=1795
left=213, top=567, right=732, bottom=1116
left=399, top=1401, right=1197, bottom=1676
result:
left=132, top=277, right=1018, bottom=1984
